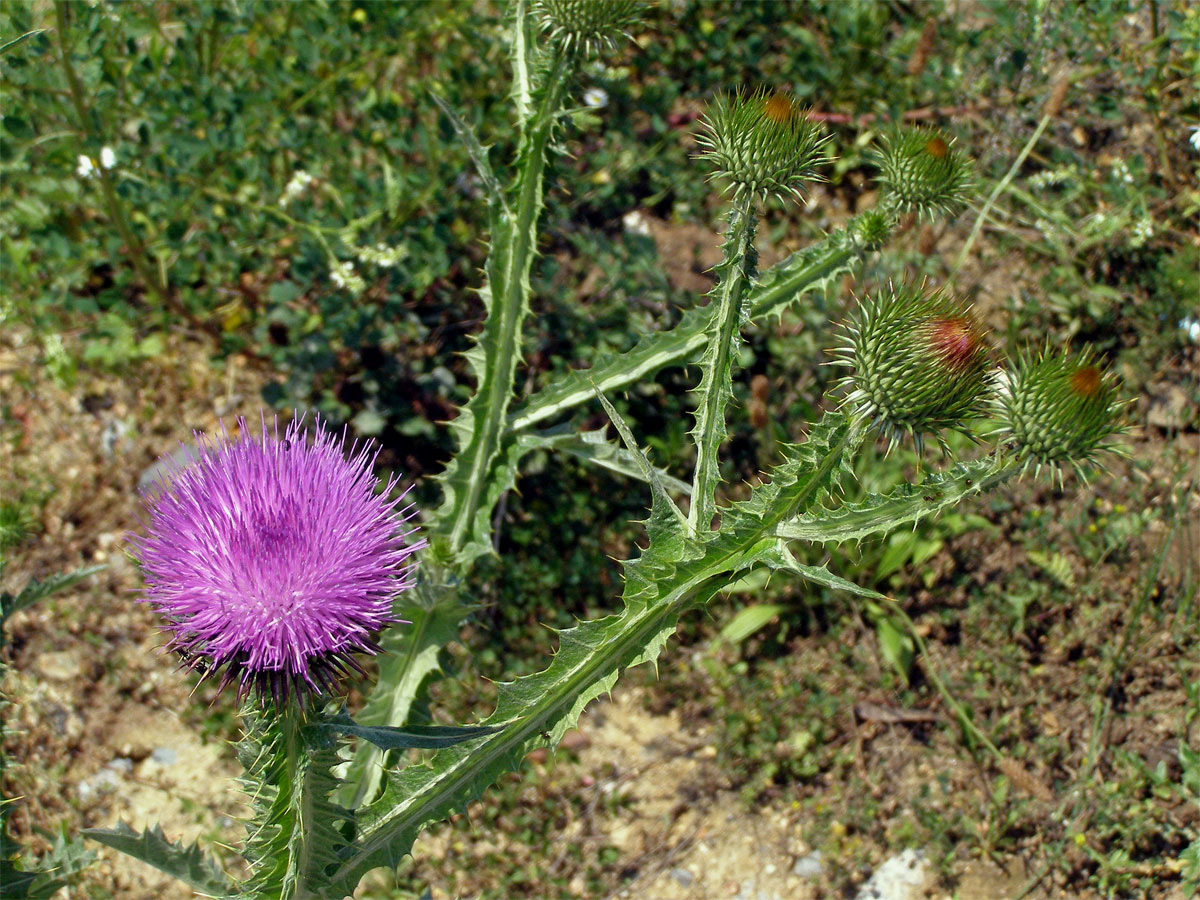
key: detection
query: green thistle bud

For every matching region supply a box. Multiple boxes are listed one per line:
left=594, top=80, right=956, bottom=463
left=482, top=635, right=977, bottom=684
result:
left=874, top=127, right=973, bottom=220
left=837, top=283, right=991, bottom=452
left=851, top=207, right=895, bottom=250
left=995, top=347, right=1124, bottom=482
left=535, top=0, right=643, bottom=56
left=696, top=90, right=829, bottom=203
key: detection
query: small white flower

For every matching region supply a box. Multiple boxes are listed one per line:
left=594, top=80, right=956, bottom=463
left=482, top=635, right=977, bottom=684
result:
left=280, top=170, right=315, bottom=205
left=1111, top=159, right=1134, bottom=185
left=99, top=146, right=116, bottom=169
left=1189, top=126, right=1200, bottom=153
left=76, top=154, right=96, bottom=178
left=583, top=87, right=609, bottom=109
left=330, top=260, right=365, bottom=295
left=1128, top=214, right=1154, bottom=249
left=355, top=242, right=408, bottom=269
left=622, top=209, right=651, bottom=237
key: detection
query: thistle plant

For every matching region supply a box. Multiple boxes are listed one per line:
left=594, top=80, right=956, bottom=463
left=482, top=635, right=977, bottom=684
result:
left=76, top=3, right=1125, bottom=898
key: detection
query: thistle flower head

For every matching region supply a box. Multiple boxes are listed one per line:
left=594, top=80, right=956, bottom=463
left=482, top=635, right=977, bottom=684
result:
left=874, top=127, right=973, bottom=220
left=133, top=415, right=424, bottom=707
left=994, top=347, right=1125, bottom=483
left=535, top=0, right=642, bottom=56
left=696, top=89, right=829, bottom=204
left=836, top=282, right=992, bottom=452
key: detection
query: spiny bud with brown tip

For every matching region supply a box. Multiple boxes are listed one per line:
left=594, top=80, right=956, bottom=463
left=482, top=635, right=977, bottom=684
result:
left=535, top=0, right=643, bottom=56
left=874, top=127, right=973, bottom=220
left=835, top=282, right=992, bottom=453
left=696, top=89, right=829, bottom=204
left=994, top=347, right=1124, bottom=483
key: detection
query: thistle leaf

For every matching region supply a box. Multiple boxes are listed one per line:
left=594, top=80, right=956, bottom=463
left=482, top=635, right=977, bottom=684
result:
left=552, top=427, right=691, bottom=495
left=237, top=710, right=351, bottom=899
left=687, top=199, right=757, bottom=531
left=1, top=565, right=105, bottom=628
left=505, top=216, right=869, bottom=436
left=775, top=455, right=1015, bottom=545
left=759, top=544, right=885, bottom=600
left=430, top=94, right=504, bottom=208
left=432, top=59, right=568, bottom=568
left=336, top=582, right=467, bottom=811
left=82, top=823, right=230, bottom=896
left=509, top=0, right=534, bottom=125
left=319, top=712, right=501, bottom=750
left=593, top=389, right=687, bottom=527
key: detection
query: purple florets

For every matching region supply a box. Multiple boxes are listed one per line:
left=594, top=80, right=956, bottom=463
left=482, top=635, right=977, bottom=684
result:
left=134, top=415, right=423, bottom=706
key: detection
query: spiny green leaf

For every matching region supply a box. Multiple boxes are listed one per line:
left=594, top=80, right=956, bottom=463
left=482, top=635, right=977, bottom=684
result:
left=336, top=582, right=466, bottom=811
left=551, top=426, right=691, bottom=495
left=432, top=58, right=568, bottom=568
left=775, top=454, right=1015, bottom=545
left=1, top=565, right=105, bottom=628
left=593, top=389, right=686, bottom=528
left=687, top=198, right=757, bottom=532
left=509, top=0, right=534, bottom=125
left=320, top=712, right=501, bottom=750
left=237, top=709, right=350, bottom=899
left=82, top=822, right=230, bottom=896
left=759, top=545, right=884, bottom=600
left=505, top=216, right=867, bottom=436
left=430, top=94, right=504, bottom=208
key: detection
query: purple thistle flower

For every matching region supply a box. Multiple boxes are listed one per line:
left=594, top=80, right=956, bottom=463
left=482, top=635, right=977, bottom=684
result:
left=133, top=415, right=424, bottom=706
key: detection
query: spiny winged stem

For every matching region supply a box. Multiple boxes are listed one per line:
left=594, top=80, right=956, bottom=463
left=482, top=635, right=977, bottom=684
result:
left=344, top=43, right=571, bottom=813
left=241, top=701, right=343, bottom=900
left=688, top=194, right=758, bottom=533
left=444, top=53, right=568, bottom=559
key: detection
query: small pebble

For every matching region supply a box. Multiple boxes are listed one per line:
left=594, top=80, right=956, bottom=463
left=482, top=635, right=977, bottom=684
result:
left=669, top=868, right=693, bottom=888
left=792, top=850, right=823, bottom=878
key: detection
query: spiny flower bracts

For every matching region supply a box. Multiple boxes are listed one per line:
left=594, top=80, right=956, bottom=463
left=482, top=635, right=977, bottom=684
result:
left=994, top=347, right=1125, bottom=484
left=696, top=89, right=829, bottom=204
left=874, top=126, right=973, bottom=220
left=835, top=282, right=992, bottom=453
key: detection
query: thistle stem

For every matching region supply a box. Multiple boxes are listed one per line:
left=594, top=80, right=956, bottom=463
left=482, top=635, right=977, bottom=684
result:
left=445, top=54, right=568, bottom=557
left=687, top=194, right=758, bottom=533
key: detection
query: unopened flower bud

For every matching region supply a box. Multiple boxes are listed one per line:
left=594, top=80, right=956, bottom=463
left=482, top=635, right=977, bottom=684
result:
left=837, top=283, right=991, bottom=451
left=851, top=207, right=895, bottom=250
left=995, top=348, right=1123, bottom=480
left=875, top=127, right=973, bottom=220
left=697, top=90, right=829, bottom=203
left=536, top=0, right=642, bottom=56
